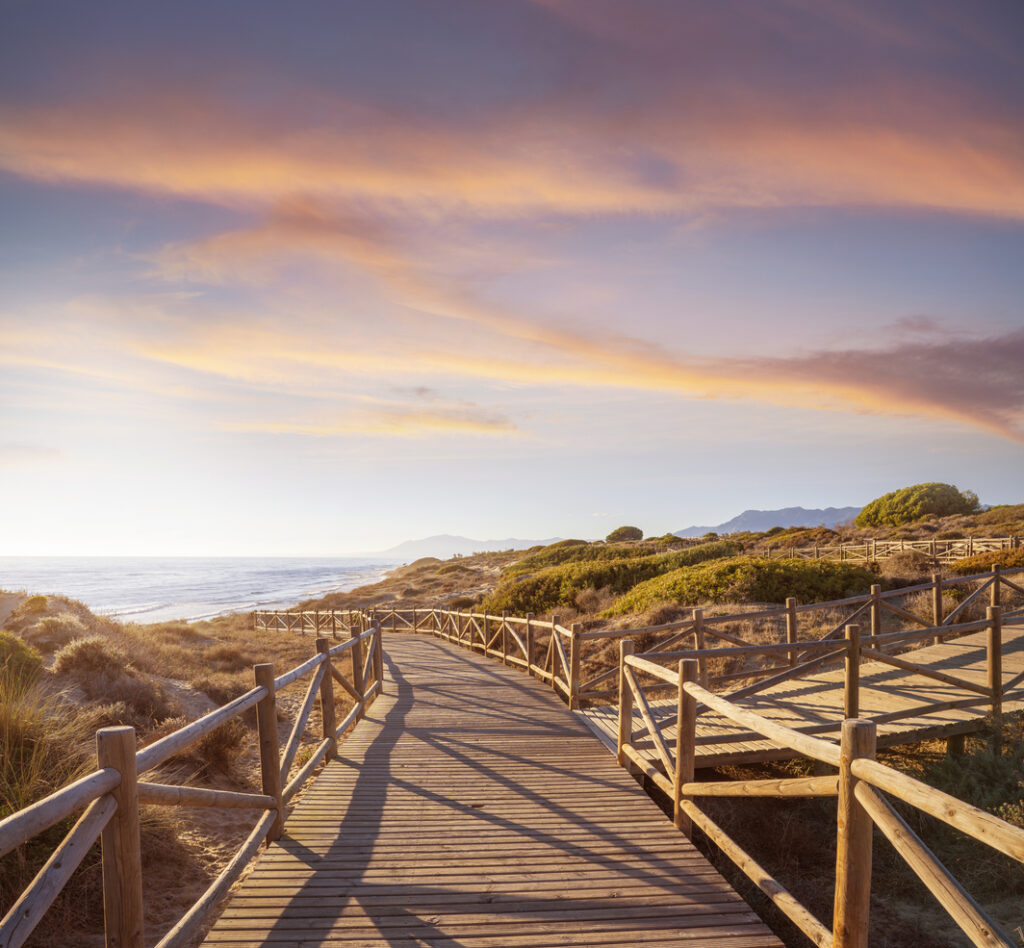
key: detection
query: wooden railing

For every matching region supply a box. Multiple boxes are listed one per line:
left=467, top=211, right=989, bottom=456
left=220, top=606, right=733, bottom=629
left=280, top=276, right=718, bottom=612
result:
left=617, top=634, right=1024, bottom=948
left=299, top=568, right=1024, bottom=712
left=621, top=604, right=1012, bottom=762
left=763, top=535, right=1021, bottom=564
left=0, top=622, right=383, bottom=948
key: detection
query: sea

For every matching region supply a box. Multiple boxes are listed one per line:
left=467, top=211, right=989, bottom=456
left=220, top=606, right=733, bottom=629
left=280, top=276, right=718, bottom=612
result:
left=0, top=556, right=400, bottom=624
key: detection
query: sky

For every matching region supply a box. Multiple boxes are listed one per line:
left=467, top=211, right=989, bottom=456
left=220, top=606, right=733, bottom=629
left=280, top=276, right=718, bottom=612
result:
left=1, top=0, right=1023, bottom=555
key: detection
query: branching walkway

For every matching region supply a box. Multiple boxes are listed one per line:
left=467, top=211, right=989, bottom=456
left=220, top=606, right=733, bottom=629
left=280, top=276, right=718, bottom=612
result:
left=582, top=626, right=1024, bottom=768
left=202, top=636, right=781, bottom=947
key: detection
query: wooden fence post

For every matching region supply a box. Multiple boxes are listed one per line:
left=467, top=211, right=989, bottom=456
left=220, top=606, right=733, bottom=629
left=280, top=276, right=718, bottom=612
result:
left=373, top=619, right=384, bottom=689
left=501, top=610, right=509, bottom=665
left=931, top=573, right=943, bottom=645
left=412, top=608, right=418, bottom=633
left=349, top=624, right=365, bottom=717
left=785, top=597, right=798, bottom=667
left=692, top=608, right=708, bottom=687
left=673, top=659, right=698, bottom=837
left=832, top=719, right=876, bottom=948
left=870, top=585, right=881, bottom=638
left=569, top=623, right=581, bottom=710
left=988, top=606, right=1002, bottom=752
left=844, top=625, right=861, bottom=718
left=254, top=664, right=284, bottom=841
left=525, top=612, right=535, bottom=675
left=550, top=615, right=560, bottom=693
left=97, top=726, right=144, bottom=948
left=991, top=565, right=1001, bottom=608
left=315, top=639, right=337, bottom=761
left=617, top=640, right=634, bottom=770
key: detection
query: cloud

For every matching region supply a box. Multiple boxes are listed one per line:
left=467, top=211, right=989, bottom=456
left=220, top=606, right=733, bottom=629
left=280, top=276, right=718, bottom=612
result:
left=2, top=85, right=1023, bottom=221
left=225, top=405, right=517, bottom=439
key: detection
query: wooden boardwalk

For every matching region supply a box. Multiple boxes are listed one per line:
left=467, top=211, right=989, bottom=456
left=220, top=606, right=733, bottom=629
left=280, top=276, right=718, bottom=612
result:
left=202, top=635, right=781, bottom=947
left=582, top=625, right=1024, bottom=768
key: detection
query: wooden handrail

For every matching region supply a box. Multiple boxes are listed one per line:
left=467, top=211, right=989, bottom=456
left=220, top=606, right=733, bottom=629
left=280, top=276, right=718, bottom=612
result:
left=1, top=622, right=384, bottom=948
left=616, top=641, right=1024, bottom=948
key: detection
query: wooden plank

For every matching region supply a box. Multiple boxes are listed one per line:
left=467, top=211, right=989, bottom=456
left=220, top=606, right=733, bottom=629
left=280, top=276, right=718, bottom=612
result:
left=201, top=636, right=781, bottom=948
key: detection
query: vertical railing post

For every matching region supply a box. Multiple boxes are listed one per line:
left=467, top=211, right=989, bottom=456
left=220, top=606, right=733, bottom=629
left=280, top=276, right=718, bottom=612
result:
left=569, top=623, right=581, bottom=710
left=617, top=640, right=635, bottom=770
left=254, top=664, right=284, bottom=841
left=331, top=611, right=338, bottom=642
left=412, top=608, right=418, bottom=633
left=315, top=638, right=337, bottom=760
left=501, top=610, right=509, bottom=665
left=870, top=585, right=881, bottom=638
left=482, top=613, right=490, bottom=654
left=931, top=573, right=943, bottom=645
left=525, top=612, right=535, bottom=675
left=550, top=614, right=560, bottom=692
left=785, top=597, right=798, bottom=667
left=833, top=719, right=876, bottom=948
left=991, top=565, right=1001, bottom=608
left=349, top=624, right=365, bottom=715
left=673, top=659, right=698, bottom=837
left=988, top=605, right=1002, bottom=752
left=373, top=619, right=384, bottom=690
left=97, top=726, right=144, bottom=948
left=692, top=608, right=708, bottom=687
left=844, top=625, right=861, bottom=718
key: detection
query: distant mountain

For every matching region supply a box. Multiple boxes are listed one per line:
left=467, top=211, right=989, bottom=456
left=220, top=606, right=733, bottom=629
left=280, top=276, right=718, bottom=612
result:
left=674, top=506, right=862, bottom=537
left=376, top=534, right=562, bottom=561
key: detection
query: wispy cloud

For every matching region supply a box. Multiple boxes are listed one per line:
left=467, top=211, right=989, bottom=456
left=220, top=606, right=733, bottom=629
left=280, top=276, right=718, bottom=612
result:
left=2, top=90, right=1022, bottom=220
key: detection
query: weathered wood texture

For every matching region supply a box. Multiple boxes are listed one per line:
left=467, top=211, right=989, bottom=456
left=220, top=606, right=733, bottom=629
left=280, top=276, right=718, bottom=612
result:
left=582, top=625, right=1024, bottom=769
left=201, top=636, right=781, bottom=947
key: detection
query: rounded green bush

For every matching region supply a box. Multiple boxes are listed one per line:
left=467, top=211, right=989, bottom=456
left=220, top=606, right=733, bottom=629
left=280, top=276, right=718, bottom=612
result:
left=606, top=526, right=643, bottom=542
left=856, top=483, right=979, bottom=527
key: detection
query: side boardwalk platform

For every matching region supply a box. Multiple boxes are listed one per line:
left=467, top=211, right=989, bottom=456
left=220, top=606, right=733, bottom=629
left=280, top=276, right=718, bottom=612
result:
left=202, top=635, right=781, bottom=947
left=581, top=626, right=1024, bottom=768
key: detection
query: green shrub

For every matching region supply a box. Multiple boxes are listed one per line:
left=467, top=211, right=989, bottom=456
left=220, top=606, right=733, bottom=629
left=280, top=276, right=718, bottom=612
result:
left=856, top=483, right=979, bottom=527
left=607, top=557, right=878, bottom=614
left=949, top=550, right=1024, bottom=575
left=21, top=595, right=48, bottom=614
left=509, top=538, right=712, bottom=577
left=606, top=525, right=643, bottom=542
left=0, top=632, right=43, bottom=691
left=484, top=541, right=740, bottom=615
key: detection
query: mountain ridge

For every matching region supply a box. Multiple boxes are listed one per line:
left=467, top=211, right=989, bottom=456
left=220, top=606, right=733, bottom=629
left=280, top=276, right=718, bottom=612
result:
left=375, top=534, right=562, bottom=561
left=674, top=506, right=862, bottom=537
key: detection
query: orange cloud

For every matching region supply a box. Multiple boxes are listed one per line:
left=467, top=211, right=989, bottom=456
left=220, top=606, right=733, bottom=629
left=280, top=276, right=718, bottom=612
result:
left=2, top=92, right=1023, bottom=220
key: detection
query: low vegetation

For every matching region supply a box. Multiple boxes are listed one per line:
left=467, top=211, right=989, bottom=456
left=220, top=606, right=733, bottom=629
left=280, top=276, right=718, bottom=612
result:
left=948, top=549, right=1024, bottom=574
left=606, top=557, right=879, bottom=614
left=482, top=540, right=742, bottom=615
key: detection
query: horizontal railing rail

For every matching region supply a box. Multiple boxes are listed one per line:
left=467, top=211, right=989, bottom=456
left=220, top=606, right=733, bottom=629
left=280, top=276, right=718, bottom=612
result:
left=0, top=623, right=384, bottom=948
left=761, top=535, right=1021, bottom=564
left=617, top=640, right=1024, bottom=948
left=265, top=566, right=1024, bottom=713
